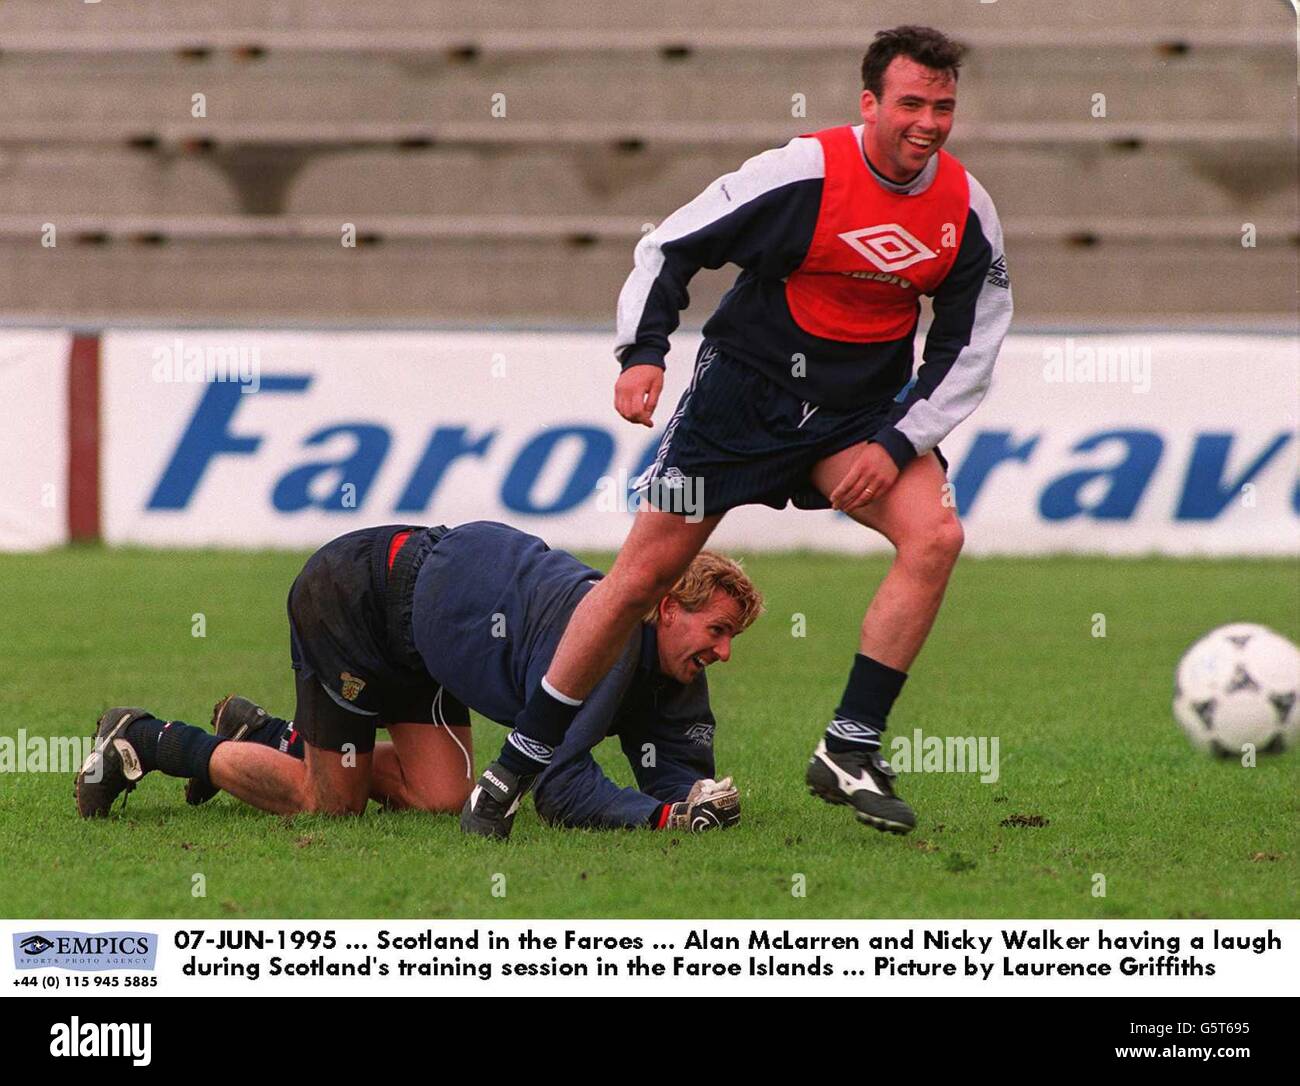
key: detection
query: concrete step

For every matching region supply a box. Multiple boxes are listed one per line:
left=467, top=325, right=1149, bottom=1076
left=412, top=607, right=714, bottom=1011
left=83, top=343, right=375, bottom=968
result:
left=1, top=235, right=1290, bottom=324
left=1, top=0, right=1285, bottom=35
left=1, top=46, right=1288, bottom=125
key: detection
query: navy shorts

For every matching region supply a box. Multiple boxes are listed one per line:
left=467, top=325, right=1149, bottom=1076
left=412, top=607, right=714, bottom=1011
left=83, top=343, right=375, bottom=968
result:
left=635, top=341, right=939, bottom=517
left=286, top=524, right=469, bottom=754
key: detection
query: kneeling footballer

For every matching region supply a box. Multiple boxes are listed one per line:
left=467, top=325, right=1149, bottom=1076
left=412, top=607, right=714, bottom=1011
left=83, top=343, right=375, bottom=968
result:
left=75, top=521, right=761, bottom=835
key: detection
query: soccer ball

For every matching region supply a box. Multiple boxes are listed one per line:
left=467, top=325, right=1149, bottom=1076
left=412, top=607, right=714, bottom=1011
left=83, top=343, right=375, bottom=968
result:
left=1173, top=623, right=1300, bottom=757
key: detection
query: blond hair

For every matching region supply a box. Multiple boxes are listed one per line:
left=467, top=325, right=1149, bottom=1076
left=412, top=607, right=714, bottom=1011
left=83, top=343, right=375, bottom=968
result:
left=644, top=550, right=765, bottom=630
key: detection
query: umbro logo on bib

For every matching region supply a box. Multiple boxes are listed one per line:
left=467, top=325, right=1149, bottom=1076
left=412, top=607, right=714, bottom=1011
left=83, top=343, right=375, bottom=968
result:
left=837, top=223, right=937, bottom=273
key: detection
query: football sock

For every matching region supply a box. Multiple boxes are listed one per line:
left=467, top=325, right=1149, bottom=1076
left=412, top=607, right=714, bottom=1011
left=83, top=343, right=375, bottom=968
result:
left=277, top=721, right=305, bottom=760
left=824, top=653, right=907, bottom=754
left=496, top=679, right=581, bottom=775
left=497, top=731, right=555, bottom=777
left=154, top=720, right=224, bottom=787
left=123, top=715, right=166, bottom=770
left=250, top=714, right=304, bottom=759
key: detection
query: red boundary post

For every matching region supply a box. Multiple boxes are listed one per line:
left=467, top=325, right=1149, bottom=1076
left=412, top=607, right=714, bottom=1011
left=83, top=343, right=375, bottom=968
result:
left=67, top=333, right=102, bottom=543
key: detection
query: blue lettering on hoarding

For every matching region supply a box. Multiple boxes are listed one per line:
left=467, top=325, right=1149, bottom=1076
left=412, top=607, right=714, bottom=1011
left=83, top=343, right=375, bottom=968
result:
left=1039, top=430, right=1163, bottom=520
left=1175, top=432, right=1292, bottom=520
left=502, top=427, right=614, bottom=514
left=949, top=431, right=1040, bottom=515
left=396, top=427, right=497, bottom=512
left=148, top=376, right=311, bottom=508
left=144, top=379, right=1297, bottom=529
left=271, top=424, right=390, bottom=513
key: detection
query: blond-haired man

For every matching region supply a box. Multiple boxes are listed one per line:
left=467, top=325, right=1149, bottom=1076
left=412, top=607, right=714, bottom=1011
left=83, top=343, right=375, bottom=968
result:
left=77, top=521, right=761, bottom=834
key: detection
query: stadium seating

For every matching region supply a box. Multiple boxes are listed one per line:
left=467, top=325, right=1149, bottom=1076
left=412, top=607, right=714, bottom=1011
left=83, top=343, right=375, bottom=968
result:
left=0, top=0, right=1293, bottom=325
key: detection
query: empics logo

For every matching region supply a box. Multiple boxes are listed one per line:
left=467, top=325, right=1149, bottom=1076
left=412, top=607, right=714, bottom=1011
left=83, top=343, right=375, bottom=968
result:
left=50, top=1018, right=152, bottom=1067
left=18, top=935, right=54, bottom=956
left=13, top=931, right=157, bottom=972
left=837, top=224, right=937, bottom=273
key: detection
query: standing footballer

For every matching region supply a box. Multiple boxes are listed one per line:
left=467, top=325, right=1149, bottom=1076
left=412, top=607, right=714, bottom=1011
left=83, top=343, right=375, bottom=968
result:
left=462, top=25, right=1013, bottom=837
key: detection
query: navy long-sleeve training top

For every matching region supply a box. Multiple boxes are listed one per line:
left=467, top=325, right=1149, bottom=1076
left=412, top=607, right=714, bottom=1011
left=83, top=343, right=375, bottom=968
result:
left=409, top=521, right=717, bottom=829
left=615, top=124, right=1012, bottom=470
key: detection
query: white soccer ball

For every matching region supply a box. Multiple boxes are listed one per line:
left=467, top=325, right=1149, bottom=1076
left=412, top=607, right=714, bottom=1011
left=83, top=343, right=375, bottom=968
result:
left=1173, top=623, right=1300, bottom=757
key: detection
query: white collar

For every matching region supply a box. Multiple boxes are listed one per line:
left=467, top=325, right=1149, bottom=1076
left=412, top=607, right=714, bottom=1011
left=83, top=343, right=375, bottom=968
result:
left=851, top=124, right=939, bottom=196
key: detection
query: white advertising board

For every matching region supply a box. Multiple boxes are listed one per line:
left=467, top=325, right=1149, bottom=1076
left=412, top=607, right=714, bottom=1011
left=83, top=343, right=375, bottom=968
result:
left=98, top=331, right=1298, bottom=555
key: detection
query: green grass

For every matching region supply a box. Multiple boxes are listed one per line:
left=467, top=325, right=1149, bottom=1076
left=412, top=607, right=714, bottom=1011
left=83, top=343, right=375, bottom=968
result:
left=1, top=547, right=1296, bottom=920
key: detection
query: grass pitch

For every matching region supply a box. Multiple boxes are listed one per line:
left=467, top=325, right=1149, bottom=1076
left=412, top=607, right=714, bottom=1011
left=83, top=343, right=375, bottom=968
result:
left=1, top=546, right=1296, bottom=920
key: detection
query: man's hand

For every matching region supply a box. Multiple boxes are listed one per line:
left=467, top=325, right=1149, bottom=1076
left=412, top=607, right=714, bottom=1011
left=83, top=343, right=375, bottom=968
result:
left=685, top=776, right=734, bottom=805
left=665, top=776, right=740, bottom=831
left=615, top=364, right=664, bottom=427
left=829, top=442, right=899, bottom=512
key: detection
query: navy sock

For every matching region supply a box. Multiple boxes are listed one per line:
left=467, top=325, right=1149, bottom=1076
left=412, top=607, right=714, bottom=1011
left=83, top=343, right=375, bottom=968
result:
left=251, top=714, right=304, bottom=759
left=496, top=682, right=581, bottom=775
left=124, top=715, right=166, bottom=772
left=825, top=653, right=907, bottom=754
left=154, top=720, right=224, bottom=787
left=497, top=731, right=555, bottom=777
left=277, top=720, right=305, bottom=760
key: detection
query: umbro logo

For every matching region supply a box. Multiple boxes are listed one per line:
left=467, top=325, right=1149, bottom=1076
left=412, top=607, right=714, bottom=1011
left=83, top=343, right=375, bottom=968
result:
left=986, top=254, right=1010, bottom=289
left=837, top=224, right=937, bottom=273
left=685, top=722, right=715, bottom=746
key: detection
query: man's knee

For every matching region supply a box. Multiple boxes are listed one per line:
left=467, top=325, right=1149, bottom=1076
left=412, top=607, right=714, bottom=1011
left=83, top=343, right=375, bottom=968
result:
left=603, top=509, right=719, bottom=614
left=897, top=514, right=964, bottom=575
left=300, top=789, right=368, bottom=815
left=300, top=756, right=370, bottom=814
left=405, top=779, right=472, bottom=815
left=936, top=515, right=965, bottom=560
left=609, top=553, right=688, bottom=612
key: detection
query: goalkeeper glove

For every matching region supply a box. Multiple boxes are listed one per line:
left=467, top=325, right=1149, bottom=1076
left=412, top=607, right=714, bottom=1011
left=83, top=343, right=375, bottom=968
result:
left=660, top=777, right=740, bottom=831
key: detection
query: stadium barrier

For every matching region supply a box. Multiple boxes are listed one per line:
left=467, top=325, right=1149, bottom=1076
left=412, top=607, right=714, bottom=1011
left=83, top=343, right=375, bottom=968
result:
left=5, top=329, right=1297, bottom=555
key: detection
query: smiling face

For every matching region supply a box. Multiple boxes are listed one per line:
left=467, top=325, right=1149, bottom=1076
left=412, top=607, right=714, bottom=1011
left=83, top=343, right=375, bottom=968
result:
left=655, top=587, right=744, bottom=684
left=860, top=55, right=957, bottom=183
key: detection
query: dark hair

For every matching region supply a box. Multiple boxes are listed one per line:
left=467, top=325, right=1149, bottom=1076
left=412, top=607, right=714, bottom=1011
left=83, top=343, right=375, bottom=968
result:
left=861, top=25, right=965, bottom=98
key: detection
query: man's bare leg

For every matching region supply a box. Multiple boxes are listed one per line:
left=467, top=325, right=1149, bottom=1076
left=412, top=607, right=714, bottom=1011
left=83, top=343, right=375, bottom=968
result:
left=545, top=507, right=724, bottom=698
left=208, top=742, right=372, bottom=815
left=77, top=708, right=365, bottom=819
left=810, top=449, right=963, bottom=670
left=803, top=448, right=963, bottom=834
left=370, top=722, right=474, bottom=813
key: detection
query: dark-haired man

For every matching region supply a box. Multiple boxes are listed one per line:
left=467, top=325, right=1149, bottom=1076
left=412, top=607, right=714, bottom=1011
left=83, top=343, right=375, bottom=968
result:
left=466, top=25, right=1011, bottom=838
